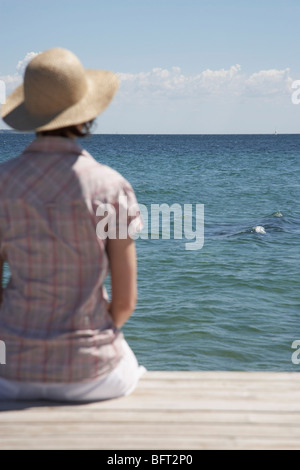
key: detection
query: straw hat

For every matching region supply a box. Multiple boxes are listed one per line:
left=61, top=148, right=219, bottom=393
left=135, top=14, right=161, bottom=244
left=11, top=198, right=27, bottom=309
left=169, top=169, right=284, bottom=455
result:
left=1, top=47, right=120, bottom=132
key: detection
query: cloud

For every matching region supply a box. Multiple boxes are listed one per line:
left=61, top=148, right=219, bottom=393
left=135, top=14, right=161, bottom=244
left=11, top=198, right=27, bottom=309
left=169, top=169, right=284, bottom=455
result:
left=0, top=73, right=22, bottom=92
left=0, top=52, right=40, bottom=93
left=16, top=52, right=40, bottom=72
left=117, top=64, right=294, bottom=102
left=245, top=68, right=293, bottom=97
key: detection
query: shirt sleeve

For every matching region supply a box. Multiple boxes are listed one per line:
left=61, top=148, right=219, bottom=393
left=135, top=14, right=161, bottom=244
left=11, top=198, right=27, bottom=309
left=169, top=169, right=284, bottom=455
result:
left=94, top=178, right=144, bottom=241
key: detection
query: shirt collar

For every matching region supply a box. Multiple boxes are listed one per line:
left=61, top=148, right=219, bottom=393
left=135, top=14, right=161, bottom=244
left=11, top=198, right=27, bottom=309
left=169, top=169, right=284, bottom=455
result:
left=23, top=136, right=83, bottom=155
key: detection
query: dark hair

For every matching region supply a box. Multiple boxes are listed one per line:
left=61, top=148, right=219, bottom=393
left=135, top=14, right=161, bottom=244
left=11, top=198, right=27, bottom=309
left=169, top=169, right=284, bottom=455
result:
left=36, top=120, right=95, bottom=138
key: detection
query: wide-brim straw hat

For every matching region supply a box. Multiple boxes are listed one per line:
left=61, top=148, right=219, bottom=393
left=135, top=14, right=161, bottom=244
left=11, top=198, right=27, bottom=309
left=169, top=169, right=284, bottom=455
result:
left=1, top=47, right=120, bottom=132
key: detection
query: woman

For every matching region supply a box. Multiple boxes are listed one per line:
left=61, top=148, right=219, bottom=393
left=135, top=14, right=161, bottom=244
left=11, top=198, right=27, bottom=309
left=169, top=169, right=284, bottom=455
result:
left=0, top=47, right=145, bottom=401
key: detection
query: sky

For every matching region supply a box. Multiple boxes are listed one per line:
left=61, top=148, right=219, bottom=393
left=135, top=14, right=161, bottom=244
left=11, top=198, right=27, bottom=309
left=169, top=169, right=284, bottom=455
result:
left=1, top=0, right=300, bottom=134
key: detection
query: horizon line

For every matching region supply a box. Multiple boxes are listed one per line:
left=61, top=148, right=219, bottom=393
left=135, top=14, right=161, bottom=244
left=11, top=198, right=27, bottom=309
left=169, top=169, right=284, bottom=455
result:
left=0, top=130, right=299, bottom=136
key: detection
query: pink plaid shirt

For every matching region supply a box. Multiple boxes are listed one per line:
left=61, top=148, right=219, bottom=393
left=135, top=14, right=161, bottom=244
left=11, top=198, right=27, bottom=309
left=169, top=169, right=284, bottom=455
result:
left=0, top=136, right=142, bottom=383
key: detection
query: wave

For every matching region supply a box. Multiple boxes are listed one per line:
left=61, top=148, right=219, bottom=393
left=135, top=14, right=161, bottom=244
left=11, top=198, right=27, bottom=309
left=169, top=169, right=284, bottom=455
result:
left=252, top=226, right=266, bottom=234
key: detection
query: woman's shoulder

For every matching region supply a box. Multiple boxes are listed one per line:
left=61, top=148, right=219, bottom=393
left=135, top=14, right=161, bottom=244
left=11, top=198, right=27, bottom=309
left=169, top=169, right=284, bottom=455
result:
left=85, top=150, right=130, bottom=182
left=76, top=149, right=134, bottom=197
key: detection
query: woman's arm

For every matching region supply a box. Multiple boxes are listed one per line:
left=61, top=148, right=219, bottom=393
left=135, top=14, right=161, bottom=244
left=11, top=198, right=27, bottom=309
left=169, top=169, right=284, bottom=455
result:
left=106, top=237, right=137, bottom=329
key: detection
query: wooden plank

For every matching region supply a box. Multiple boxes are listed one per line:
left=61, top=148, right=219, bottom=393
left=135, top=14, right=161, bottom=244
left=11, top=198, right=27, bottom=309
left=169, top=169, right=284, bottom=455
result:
left=1, top=421, right=300, bottom=438
left=140, top=371, right=300, bottom=383
left=1, top=409, right=300, bottom=425
left=1, top=398, right=299, bottom=412
left=0, top=435, right=300, bottom=450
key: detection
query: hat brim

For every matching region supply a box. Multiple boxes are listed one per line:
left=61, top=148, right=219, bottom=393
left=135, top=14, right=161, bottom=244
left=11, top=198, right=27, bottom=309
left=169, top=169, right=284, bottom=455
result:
left=1, top=69, right=119, bottom=132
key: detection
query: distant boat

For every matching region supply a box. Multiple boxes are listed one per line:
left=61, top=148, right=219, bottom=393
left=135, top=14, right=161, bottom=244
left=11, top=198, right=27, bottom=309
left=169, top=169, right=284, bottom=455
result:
left=274, top=129, right=278, bottom=135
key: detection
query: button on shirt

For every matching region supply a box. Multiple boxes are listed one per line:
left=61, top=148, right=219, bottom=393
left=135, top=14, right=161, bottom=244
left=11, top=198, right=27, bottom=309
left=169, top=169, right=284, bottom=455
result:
left=0, top=136, right=143, bottom=383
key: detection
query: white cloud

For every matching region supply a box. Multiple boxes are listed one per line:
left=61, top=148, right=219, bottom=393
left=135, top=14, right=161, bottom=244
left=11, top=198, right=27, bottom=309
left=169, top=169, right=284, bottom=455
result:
left=0, top=73, right=22, bottom=92
left=0, top=52, right=40, bottom=93
left=245, top=68, right=293, bottom=97
left=16, top=52, right=40, bottom=72
left=117, top=64, right=294, bottom=102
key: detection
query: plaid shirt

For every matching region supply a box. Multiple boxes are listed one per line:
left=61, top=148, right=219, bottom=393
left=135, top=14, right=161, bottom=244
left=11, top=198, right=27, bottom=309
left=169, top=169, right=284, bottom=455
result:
left=0, top=136, right=142, bottom=383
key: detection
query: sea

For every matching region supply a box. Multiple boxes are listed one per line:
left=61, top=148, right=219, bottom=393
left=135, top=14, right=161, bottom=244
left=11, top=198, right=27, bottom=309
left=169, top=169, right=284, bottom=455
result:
left=0, top=133, right=299, bottom=372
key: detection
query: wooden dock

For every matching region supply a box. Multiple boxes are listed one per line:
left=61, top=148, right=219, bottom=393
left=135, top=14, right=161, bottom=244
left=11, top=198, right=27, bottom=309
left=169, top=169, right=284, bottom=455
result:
left=0, top=371, right=300, bottom=450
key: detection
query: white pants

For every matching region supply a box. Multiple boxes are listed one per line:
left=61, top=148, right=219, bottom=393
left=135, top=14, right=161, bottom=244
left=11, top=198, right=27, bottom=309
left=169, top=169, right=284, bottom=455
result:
left=0, top=340, right=146, bottom=402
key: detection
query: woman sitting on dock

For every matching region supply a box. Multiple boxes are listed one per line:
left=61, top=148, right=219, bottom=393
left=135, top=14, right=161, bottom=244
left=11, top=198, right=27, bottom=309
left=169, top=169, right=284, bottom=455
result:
left=0, top=47, right=145, bottom=401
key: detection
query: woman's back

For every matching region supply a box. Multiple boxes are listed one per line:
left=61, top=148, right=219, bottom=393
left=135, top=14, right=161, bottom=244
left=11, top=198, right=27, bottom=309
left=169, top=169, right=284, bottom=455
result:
left=0, top=136, right=140, bottom=383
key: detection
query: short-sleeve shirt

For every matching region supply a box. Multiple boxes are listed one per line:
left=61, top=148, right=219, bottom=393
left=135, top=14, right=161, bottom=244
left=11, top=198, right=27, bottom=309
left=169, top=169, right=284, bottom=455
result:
left=0, top=136, right=143, bottom=383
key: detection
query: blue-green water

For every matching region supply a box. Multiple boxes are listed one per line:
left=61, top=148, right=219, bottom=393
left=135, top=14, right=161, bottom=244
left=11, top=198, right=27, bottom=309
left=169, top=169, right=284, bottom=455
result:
left=0, top=133, right=299, bottom=371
